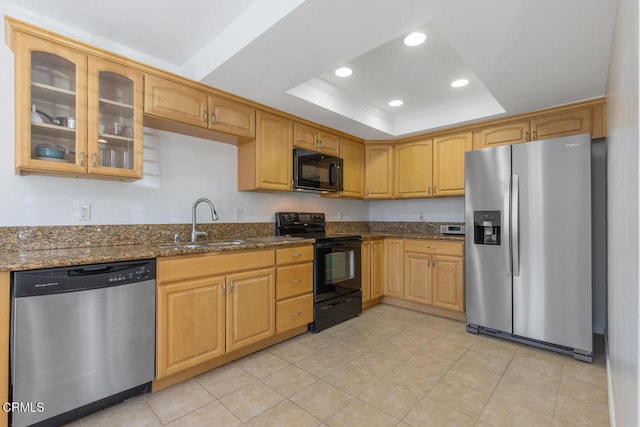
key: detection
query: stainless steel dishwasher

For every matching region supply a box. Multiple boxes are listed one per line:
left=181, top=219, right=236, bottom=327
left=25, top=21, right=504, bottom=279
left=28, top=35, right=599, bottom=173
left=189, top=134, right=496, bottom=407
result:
left=10, top=259, right=156, bottom=427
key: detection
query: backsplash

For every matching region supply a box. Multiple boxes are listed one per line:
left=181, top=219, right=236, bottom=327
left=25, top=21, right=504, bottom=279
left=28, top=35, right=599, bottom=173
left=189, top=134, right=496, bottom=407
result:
left=0, top=221, right=464, bottom=252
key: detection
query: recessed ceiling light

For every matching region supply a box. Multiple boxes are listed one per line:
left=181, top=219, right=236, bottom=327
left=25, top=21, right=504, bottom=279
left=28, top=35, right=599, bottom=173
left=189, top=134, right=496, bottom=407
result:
left=335, top=67, right=353, bottom=77
left=388, top=99, right=404, bottom=107
left=403, top=32, right=426, bottom=47
left=451, top=79, right=469, bottom=88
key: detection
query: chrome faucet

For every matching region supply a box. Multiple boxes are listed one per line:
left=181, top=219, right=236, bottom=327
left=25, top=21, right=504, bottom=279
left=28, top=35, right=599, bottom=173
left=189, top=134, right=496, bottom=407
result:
left=191, top=198, right=219, bottom=242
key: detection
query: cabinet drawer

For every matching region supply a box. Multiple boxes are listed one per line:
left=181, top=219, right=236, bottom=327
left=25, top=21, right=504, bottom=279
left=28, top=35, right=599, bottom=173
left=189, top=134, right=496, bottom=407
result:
left=276, top=246, right=314, bottom=265
left=158, top=250, right=274, bottom=283
left=403, top=239, right=463, bottom=256
left=276, top=263, right=313, bottom=300
left=276, top=293, right=313, bottom=333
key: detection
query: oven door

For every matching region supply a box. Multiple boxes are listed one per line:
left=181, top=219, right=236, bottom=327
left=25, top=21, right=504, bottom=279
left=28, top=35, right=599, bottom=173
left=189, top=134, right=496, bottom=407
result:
left=314, top=238, right=361, bottom=302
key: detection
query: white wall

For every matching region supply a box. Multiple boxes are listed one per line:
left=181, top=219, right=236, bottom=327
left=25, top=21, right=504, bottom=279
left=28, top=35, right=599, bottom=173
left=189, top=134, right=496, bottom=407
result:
left=606, top=0, right=640, bottom=425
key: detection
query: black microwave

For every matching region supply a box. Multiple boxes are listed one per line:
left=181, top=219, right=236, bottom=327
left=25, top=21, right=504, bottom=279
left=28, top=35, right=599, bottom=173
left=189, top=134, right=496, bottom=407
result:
left=293, top=148, right=343, bottom=193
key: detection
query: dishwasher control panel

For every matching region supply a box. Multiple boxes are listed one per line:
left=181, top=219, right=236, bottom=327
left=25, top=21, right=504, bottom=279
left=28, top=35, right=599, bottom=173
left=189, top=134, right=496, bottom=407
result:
left=13, top=259, right=156, bottom=297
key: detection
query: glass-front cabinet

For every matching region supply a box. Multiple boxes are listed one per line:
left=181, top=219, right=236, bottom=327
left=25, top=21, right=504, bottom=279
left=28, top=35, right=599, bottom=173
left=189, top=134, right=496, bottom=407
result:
left=14, top=32, right=143, bottom=179
left=88, top=58, right=143, bottom=178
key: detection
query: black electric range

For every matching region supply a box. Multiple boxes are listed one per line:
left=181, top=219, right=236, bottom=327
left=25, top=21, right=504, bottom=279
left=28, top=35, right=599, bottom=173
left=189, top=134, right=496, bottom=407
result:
left=275, top=212, right=362, bottom=332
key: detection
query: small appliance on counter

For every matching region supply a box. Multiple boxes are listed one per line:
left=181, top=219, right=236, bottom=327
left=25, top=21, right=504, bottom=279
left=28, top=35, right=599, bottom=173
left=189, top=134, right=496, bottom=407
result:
left=275, top=212, right=361, bottom=332
left=440, top=224, right=466, bottom=235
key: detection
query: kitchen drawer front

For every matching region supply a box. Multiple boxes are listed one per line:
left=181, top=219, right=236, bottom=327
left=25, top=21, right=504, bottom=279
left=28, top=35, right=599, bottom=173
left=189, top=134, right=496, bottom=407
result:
left=276, top=263, right=313, bottom=300
left=158, top=250, right=275, bottom=283
left=403, top=239, right=463, bottom=256
left=276, top=293, right=313, bottom=333
left=276, top=245, right=314, bottom=265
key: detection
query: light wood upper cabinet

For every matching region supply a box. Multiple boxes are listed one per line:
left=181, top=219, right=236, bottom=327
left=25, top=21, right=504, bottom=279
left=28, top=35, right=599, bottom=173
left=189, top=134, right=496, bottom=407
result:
left=11, top=31, right=143, bottom=180
left=473, top=101, right=605, bottom=150
left=156, top=275, right=226, bottom=378
left=238, top=111, right=293, bottom=192
left=226, top=268, right=275, bottom=352
left=145, top=75, right=256, bottom=139
left=339, top=137, right=365, bottom=198
left=432, top=131, right=472, bottom=196
left=383, top=238, right=404, bottom=298
left=530, top=106, right=591, bottom=141
left=208, top=94, right=255, bottom=138
left=293, top=122, right=340, bottom=156
left=365, top=144, right=394, bottom=198
left=394, top=139, right=433, bottom=198
left=474, top=119, right=531, bottom=149
left=144, top=74, right=208, bottom=127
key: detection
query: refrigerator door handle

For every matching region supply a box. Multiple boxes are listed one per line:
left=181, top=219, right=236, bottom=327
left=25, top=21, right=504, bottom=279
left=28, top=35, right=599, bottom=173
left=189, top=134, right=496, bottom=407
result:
left=512, top=174, right=520, bottom=276
left=504, top=174, right=512, bottom=275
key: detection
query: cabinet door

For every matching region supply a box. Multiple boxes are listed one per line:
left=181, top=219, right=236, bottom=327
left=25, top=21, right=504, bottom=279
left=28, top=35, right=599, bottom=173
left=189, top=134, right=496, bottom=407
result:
left=293, top=122, right=318, bottom=151
left=475, top=120, right=531, bottom=149
left=371, top=240, right=384, bottom=299
left=88, top=57, right=143, bottom=179
left=238, top=111, right=293, bottom=191
left=432, top=255, right=464, bottom=312
left=361, top=241, right=371, bottom=302
left=394, top=139, right=433, bottom=198
left=383, top=239, right=404, bottom=298
left=208, top=95, right=256, bottom=138
left=530, top=107, right=592, bottom=141
left=226, top=268, right=275, bottom=352
left=156, top=276, right=226, bottom=378
left=403, top=252, right=432, bottom=304
left=15, top=33, right=87, bottom=175
left=144, top=74, right=207, bottom=127
left=432, top=131, right=472, bottom=196
left=365, top=144, right=394, bottom=199
left=339, top=137, right=365, bottom=198
left=318, top=130, right=340, bottom=156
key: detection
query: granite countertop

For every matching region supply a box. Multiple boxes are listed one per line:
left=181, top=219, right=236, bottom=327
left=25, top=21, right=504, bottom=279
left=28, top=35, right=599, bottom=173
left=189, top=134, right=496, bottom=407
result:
left=0, top=237, right=315, bottom=272
left=356, top=232, right=465, bottom=241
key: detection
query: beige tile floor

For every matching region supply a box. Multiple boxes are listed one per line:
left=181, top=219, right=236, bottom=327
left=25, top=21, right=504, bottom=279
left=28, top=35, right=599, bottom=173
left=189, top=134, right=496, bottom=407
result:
left=68, top=305, right=609, bottom=426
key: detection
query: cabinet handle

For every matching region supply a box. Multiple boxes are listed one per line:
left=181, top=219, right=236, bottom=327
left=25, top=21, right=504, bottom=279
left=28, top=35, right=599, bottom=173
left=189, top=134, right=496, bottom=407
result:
left=426, top=246, right=436, bottom=249
left=229, top=280, right=234, bottom=293
left=292, top=279, right=302, bottom=283
left=92, top=152, right=97, bottom=167
left=221, top=281, right=226, bottom=294
left=291, top=311, right=302, bottom=316
left=79, top=151, right=84, bottom=166
left=292, top=253, right=302, bottom=257
left=532, top=130, right=537, bottom=140
left=433, top=186, right=437, bottom=194
left=203, top=110, right=208, bottom=123
left=432, top=258, right=436, bottom=267
left=525, top=131, right=530, bottom=141
left=428, top=187, right=431, bottom=195
left=211, top=113, right=216, bottom=124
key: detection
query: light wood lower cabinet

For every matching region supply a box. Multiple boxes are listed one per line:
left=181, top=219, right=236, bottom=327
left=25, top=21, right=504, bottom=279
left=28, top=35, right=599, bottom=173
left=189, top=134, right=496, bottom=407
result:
left=157, top=251, right=275, bottom=379
left=157, top=275, right=226, bottom=378
left=275, top=246, right=314, bottom=333
left=401, top=239, right=465, bottom=313
left=226, top=268, right=275, bottom=352
left=362, top=239, right=383, bottom=307
left=383, top=238, right=404, bottom=298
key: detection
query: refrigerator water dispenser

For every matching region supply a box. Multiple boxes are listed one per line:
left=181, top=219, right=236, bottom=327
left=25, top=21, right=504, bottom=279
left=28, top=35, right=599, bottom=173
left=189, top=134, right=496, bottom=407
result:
left=473, top=211, right=501, bottom=245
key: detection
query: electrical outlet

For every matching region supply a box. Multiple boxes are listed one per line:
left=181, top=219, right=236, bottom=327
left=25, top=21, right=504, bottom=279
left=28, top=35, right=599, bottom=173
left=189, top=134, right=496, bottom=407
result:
left=79, top=204, right=91, bottom=221
left=235, top=207, right=244, bottom=221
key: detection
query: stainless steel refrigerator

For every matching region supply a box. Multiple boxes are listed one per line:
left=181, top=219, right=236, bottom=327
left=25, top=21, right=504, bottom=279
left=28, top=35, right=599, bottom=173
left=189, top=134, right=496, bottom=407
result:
left=465, top=133, right=592, bottom=362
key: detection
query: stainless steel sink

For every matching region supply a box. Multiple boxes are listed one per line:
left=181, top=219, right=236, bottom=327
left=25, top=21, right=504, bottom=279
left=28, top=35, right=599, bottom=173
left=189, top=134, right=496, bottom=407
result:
left=159, top=240, right=247, bottom=250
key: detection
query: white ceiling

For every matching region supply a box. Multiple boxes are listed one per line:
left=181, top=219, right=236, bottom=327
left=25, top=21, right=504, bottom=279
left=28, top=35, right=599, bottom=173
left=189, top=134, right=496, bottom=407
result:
left=3, top=0, right=616, bottom=140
